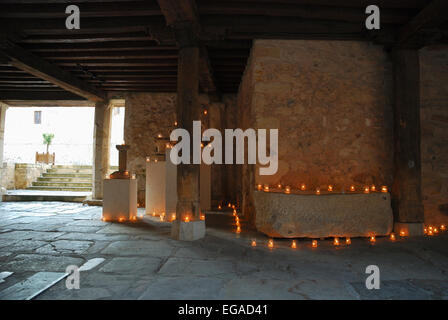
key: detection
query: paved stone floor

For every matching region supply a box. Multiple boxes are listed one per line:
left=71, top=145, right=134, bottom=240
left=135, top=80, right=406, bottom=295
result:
left=0, top=202, right=447, bottom=300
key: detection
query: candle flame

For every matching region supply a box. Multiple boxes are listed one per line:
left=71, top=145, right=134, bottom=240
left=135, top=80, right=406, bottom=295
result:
left=399, top=230, right=405, bottom=237
left=381, top=186, right=388, bottom=193
left=291, top=240, right=297, bottom=249
left=312, top=240, right=318, bottom=248
left=370, top=235, right=376, bottom=243
left=251, top=240, right=257, bottom=247
left=390, top=233, right=396, bottom=241
left=364, top=186, right=370, bottom=194
left=350, top=185, right=355, bottom=192
left=346, top=237, right=351, bottom=245
left=300, top=184, right=306, bottom=191
left=316, top=188, right=320, bottom=195
left=333, top=237, right=340, bottom=246
left=328, top=185, right=333, bottom=192
left=268, top=239, right=274, bottom=249
left=285, top=186, right=291, bottom=194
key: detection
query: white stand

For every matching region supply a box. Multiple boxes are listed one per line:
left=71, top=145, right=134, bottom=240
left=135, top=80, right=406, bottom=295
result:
left=103, top=178, right=137, bottom=221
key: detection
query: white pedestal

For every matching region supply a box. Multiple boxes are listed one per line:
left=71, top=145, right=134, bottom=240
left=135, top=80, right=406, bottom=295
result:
left=103, top=178, right=137, bottom=221
left=171, top=220, right=206, bottom=241
left=145, top=150, right=177, bottom=216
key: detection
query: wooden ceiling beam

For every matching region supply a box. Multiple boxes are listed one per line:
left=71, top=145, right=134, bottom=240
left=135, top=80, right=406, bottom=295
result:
left=0, top=40, right=106, bottom=101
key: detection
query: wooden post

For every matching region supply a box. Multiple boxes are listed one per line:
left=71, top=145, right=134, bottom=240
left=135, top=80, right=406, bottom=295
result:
left=392, top=49, right=424, bottom=234
left=92, top=100, right=112, bottom=199
left=176, top=44, right=201, bottom=221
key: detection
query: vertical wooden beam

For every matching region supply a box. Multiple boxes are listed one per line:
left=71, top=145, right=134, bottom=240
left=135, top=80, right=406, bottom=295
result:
left=92, top=100, right=112, bottom=199
left=392, top=49, right=424, bottom=226
left=0, top=103, right=7, bottom=190
left=176, top=45, right=201, bottom=220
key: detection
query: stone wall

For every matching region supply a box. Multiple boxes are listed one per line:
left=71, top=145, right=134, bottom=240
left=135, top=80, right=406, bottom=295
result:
left=1, top=162, right=15, bottom=190
left=238, top=39, right=395, bottom=225
left=0, top=163, right=49, bottom=190
left=420, top=46, right=448, bottom=225
left=124, top=92, right=237, bottom=205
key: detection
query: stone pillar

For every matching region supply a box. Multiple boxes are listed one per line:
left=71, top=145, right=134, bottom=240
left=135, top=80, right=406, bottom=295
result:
left=392, top=49, right=424, bottom=236
left=0, top=103, right=7, bottom=195
left=92, top=100, right=112, bottom=199
left=208, top=102, right=224, bottom=207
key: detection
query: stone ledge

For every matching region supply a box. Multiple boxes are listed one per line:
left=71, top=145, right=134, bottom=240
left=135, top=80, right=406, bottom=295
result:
left=254, top=191, right=393, bottom=238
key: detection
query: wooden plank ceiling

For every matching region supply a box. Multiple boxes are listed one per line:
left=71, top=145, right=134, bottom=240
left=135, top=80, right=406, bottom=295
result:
left=0, top=0, right=445, bottom=101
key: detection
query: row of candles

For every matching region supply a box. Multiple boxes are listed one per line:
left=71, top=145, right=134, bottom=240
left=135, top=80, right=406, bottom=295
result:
left=256, top=183, right=388, bottom=194
left=249, top=224, right=447, bottom=249
left=150, top=210, right=205, bottom=222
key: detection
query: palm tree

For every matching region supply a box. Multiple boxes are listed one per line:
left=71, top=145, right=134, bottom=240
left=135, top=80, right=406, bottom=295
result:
left=42, top=133, right=54, bottom=154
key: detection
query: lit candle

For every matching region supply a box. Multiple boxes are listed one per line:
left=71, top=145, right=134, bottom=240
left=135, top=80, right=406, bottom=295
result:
left=434, top=228, right=439, bottom=234
left=333, top=237, right=340, bottom=246
left=159, top=214, right=164, bottom=222
left=263, top=185, right=269, bottom=192
left=118, top=217, right=126, bottom=223
left=131, top=216, right=137, bottom=222
left=291, top=240, right=297, bottom=249
left=346, top=237, right=351, bottom=245
left=312, top=240, right=318, bottom=248
left=424, top=227, right=427, bottom=234
left=146, top=156, right=150, bottom=162
left=364, top=186, right=370, bottom=194
left=200, top=213, right=205, bottom=221
left=232, top=205, right=236, bottom=209
left=371, top=185, right=376, bottom=192
left=152, top=211, right=156, bottom=217
left=390, top=233, right=396, bottom=241
left=251, top=240, right=257, bottom=247
left=132, top=173, right=136, bottom=179
left=157, top=133, right=162, bottom=138
left=268, top=239, right=274, bottom=249
left=285, top=186, right=291, bottom=194
left=235, top=216, right=239, bottom=223
left=350, top=185, right=355, bottom=192
left=171, top=213, right=176, bottom=221
left=203, top=110, right=208, bottom=115
left=174, top=121, right=178, bottom=126
left=328, top=185, right=333, bottom=192
left=399, top=230, right=406, bottom=237
left=166, top=143, right=171, bottom=149
left=257, top=184, right=262, bottom=191
left=101, top=217, right=108, bottom=222
left=441, top=225, right=446, bottom=231
left=154, top=159, right=158, bottom=163
left=428, top=230, right=434, bottom=236
left=236, top=226, right=241, bottom=233
left=218, top=205, right=222, bottom=210
left=233, top=209, right=237, bottom=216
left=381, top=186, right=388, bottom=193
left=300, top=183, right=306, bottom=191
left=370, top=235, right=376, bottom=243
left=316, top=188, right=320, bottom=195
left=184, top=216, right=190, bottom=223
left=228, top=203, right=231, bottom=208
left=277, top=183, right=282, bottom=189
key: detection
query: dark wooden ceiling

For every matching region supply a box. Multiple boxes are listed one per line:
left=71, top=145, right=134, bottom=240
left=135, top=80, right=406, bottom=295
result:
left=0, top=0, right=446, bottom=101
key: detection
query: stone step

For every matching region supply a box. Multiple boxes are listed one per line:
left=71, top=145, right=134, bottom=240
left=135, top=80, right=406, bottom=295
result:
left=51, top=165, right=92, bottom=169
left=32, top=181, right=92, bottom=187
left=47, top=168, right=92, bottom=174
left=42, top=173, right=92, bottom=178
left=27, top=186, right=92, bottom=192
left=37, top=176, right=92, bottom=183
left=2, top=190, right=90, bottom=203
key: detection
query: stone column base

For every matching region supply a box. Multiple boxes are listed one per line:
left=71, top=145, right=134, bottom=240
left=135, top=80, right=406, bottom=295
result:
left=171, top=220, right=206, bottom=241
left=394, top=222, right=424, bottom=236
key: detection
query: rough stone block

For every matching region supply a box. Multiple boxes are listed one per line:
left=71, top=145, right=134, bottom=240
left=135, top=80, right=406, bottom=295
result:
left=394, top=222, right=424, bottom=236
left=171, top=220, right=206, bottom=241
left=253, top=191, right=393, bottom=238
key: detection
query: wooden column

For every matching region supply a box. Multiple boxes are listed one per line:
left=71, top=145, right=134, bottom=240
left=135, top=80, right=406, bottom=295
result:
left=176, top=45, right=201, bottom=220
left=392, top=49, right=424, bottom=224
left=92, top=100, right=112, bottom=199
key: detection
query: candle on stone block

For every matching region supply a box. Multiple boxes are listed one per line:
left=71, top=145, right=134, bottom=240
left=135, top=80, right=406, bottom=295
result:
left=268, top=239, right=274, bottom=249
left=364, top=186, right=370, bottom=194
left=312, top=240, right=318, bottom=248
left=346, top=237, right=351, bottom=245
left=291, top=240, right=297, bottom=249
left=390, top=233, right=396, bottom=241
left=328, top=185, right=333, bottom=192
left=381, top=186, right=388, bottom=193
left=300, top=183, right=306, bottom=191
left=350, top=185, right=355, bottom=192
left=285, top=186, right=291, bottom=194
left=333, top=237, right=340, bottom=246
left=159, top=214, right=165, bottom=222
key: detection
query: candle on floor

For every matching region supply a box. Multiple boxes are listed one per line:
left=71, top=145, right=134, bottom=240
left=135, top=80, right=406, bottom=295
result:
left=251, top=240, right=257, bottom=247
left=390, top=233, right=396, bottom=241
left=381, top=186, right=388, bottom=193
left=263, top=185, right=269, bottom=192
left=236, top=226, right=241, bottom=233
left=291, top=240, right=297, bottom=249
left=399, top=230, right=406, bottom=237
left=171, top=213, right=176, bottom=221
left=257, top=184, right=262, bottom=191
left=184, top=216, right=190, bottom=223
left=268, top=239, right=274, bottom=249
left=316, top=188, right=320, bottom=195
left=364, top=186, right=370, bottom=194
left=277, top=183, right=282, bottom=189
left=200, top=213, right=205, bottom=221
left=118, top=217, right=126, bottom=223
left=328, top=185, right=333, bottom=192
left=218, top=205, right=222, bottom=210
left=333, top=237, right=340, bottom=246
left=370, top=235, right=376, bottom=243
left=441, top=225, right=446, bottom=231
left=300, top=183, right=306, bottom=191
left=371, top=185, right=376, bottom=192
left=346, top=237, right=351, bottom=245
left=312, top=240, right=318, bottom=248
left=285, top=186, right=291, bottom=194
left=350, top=185, right=355, bottom=192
